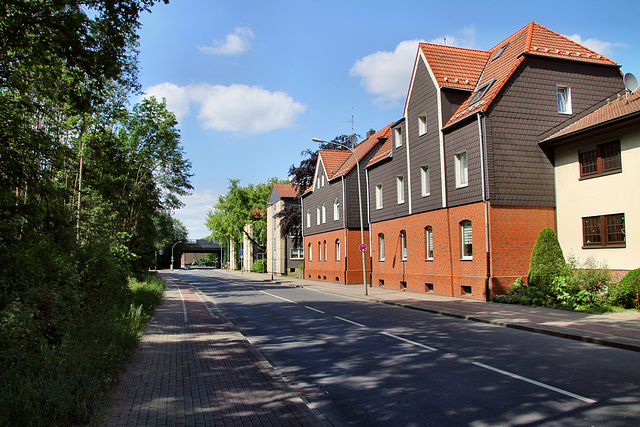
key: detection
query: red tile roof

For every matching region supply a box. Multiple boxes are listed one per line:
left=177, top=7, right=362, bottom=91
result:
left=333, top=124, right=392, bottom=177
left=366, top=136, right=393, bottom=168
left=416, top=22, right=620, bottom=128
left=542, top=90, right=640, bottom=143
left=272, top=183, right=301, bottom=198
left=319, top=150, right=351, bottom=179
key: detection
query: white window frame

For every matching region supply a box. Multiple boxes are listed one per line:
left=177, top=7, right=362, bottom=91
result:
left=557, top=85, right=572, bottom=114
left=455, top=151, right=468, bottom=188
left=375, top=183, right=383, bottom=209
left=400, top=230, right=407, bottom=261
left=397, top=175, right=405, bottom=204
left=316, top=206, right=320, bottom=225
left=425, top=226, right=433, bottom=260
left=321, top=204, right=326, bottom=224
left=335, top=239, right=341, bottom=261
left=378, top=233, right=385, bottom=261
left=461, top=220, right=473, bottom=260
left=333, top=198, right=339, bottom=221
left=420, top=165, right=430, bottom=197
left=394, top=127, right=402, bottom=148
left=418, top=113, right=427, bottom=136
left=290, top=248, right=304, bottom=260
left=306, top=210, right=311, bottom=228
left=323, top=240, right=327, bottom=261
left=308, top=243, right=312, bottom=261
left=321, top=174, right=325, bottom=187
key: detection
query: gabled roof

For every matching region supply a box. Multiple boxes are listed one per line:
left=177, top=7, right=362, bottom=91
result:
left=333, top=124, right=392, bottom=177
left=366, top=136, right=393, bottom=168
left=431, top=22, right=620, bottom=128
left=542, top=90, right=640, bottom=144
left=271, top=183, right=301, bottom=199
left=319, top=150, right=351, bottom=179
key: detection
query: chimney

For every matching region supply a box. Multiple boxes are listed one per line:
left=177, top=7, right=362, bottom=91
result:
left=366, top=129, right=376, bottom=138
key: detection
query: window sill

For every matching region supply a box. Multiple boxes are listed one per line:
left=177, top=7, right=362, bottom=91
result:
left=455, top=183, right=468, bottom=189
left=421, top=193, right=431, bottom=198
left=582, top=244, right=626, bottom=249
left=460, top=257, right=473, bottom=261
left=579, top=168, right=622, bottom=181
left=425, top=258, right=433, bottom=262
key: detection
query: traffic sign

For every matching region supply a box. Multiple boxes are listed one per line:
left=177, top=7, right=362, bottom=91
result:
left=359, top=243, right=367, bottom=252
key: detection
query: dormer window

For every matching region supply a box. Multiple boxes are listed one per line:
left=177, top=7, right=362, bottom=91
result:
left=469, top=78, right=495, bottom=106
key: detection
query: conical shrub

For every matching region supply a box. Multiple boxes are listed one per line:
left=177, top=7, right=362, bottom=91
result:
left=527, top=227, right=566, bottom=288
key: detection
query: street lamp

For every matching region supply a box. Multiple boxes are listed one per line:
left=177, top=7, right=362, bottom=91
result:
left=170, top=240, right=182, bottom=270
left=312, top=137, right=368, bottom=295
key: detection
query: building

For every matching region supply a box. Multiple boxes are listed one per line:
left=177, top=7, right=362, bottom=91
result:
left=302, top=126, right=392, bottom=284
left=365, top=22, right=624, bottom=300
left=266, top=183, right=304, bottom=277
left=540, top=89, right=640, bottom=278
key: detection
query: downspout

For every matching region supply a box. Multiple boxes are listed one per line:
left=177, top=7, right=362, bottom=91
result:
left=342, top=175, right=347, bottom=284
left=477, top=112, right=491, bottom=301
left=301, top=197, right=305, bottom=279
left=366, top=167, right=373, bottom=286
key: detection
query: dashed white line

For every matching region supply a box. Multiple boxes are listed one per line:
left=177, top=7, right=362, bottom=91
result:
left=259, top=290, right=297, bottom=304
left=305, top=306, right=325, bottom=314
left=472, top=362, right=596, bottom=404
left=334, top=316, right=367, bottom=328
left=381, top=332, right=438, bottom=351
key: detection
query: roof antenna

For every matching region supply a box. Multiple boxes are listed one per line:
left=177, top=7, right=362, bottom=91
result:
left=341, top=107, right=355, bottom=143
left=623, top=72, right=639, bottom=104
left=443, top=36, right=447, bottom=46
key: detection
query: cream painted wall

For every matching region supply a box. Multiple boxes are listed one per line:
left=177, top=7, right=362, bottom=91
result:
left=554, top=125, right=640, bottom=270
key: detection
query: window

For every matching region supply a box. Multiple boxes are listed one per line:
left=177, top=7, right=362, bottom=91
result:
left=469, top=79, right=495, bottom=105
left=583, top=214, right=625, bottom=247
left=375, top=184, right=383, bottom=209
left=400, top=230, right=407, bottom=260
left=333, top=198, right=340, bottom=220
left=321, top=204, right=326, bottom=224
left=290, top=248, right=304, bottom=259
left=418, top=113, right=427, bottom=136
left=308, top=243, right=312, bottom=261
left=321, top=174, right=325, bottom=187
left=493, top=43, right=509, bottom=60
left=318, top=242, right=321, bottom=261
left=306, top=210, right=311, bottom=228
left=425, top=226, right=434, bottom=260
left=335, top=239, right=341, bottom=261
left=397, top=175, right=405, bottom=204
left=579, top=140, right=621, bottom=178
left=316, top=206, right=320, bottom=225
left=420, top=165, right=430, bottom=197
left=460, top=220, right=473, bottom=260
left=455, top=152, right=468, bottom=188
left=394, top=127, right=402, bottom=147
left=557, top=86, right=572, bottom=114
left=290, top=228, right=301, bottom=238
left=378, top=233, right=385, bottom=261
left=323, top=240, right=327, bottom=261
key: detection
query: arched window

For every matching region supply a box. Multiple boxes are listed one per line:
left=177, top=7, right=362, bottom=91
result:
left=318, top=242, right=322, bottom=261
left=460, top=220, right=473, bottom=260
left=321, top=204, right=326, bottom=223
left=425, top=226, right=433, bottom=260
left=323, top=240, right=327, bottom=261
left=308, top=243, right=312, bottom=261
left=378, top=233, right=385, bottom=261
left=335, top=239, right=341, bottom=261
left=306, top=209, right=311, bottom=228
left=400, top=230, right=407, bottom=260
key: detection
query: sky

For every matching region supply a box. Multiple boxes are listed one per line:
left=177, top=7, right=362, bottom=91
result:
left=136, top=0, right=640, bottom=240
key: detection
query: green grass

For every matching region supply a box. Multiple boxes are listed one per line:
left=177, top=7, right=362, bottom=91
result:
left=0, top=274, right=165, bottom=426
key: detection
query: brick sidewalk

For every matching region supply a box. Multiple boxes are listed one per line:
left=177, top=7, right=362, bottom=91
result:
left=100, top=275, right=322, bottom=426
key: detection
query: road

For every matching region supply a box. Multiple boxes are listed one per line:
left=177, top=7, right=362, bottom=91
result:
left=172, top=269, right=640, bottom=426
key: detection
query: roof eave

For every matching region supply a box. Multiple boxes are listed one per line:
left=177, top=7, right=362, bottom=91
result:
left=541, top=111, right=640, bottom=147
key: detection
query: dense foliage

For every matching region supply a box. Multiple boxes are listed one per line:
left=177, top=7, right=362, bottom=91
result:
left=0, top=1, right=191, bottom=424
left=527, top=227, right=566, bottom=289
left=609, top=268, right=640, bottom=309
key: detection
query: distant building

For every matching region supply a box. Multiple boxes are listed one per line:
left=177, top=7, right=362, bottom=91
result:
left=266, top=184, right=304, bottom=276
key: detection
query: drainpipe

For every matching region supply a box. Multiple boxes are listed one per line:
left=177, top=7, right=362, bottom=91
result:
left=342, top=175, right=347, bottom=284
left=366, top=168, right=373, bottom=286
left=477, top=112, right=491, bottom=302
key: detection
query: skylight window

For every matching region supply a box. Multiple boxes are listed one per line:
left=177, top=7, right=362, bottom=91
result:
left=469, top=78, right=495, bottom=106
left=493, top=43, right=509, bottom=60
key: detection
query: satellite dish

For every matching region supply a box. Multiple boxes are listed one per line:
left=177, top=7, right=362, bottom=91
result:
left=624, top=73, right=639, bottom=93
left=348, top=134, right=358, bottom=145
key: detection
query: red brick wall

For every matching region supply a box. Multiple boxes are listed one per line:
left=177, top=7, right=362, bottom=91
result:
left=489, top=205, right=556, bottom=294
left=304, top=229, right=370, bottom=284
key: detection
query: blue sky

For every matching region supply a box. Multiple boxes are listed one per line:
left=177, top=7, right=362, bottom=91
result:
left=137, top=0, right=640, bottom=239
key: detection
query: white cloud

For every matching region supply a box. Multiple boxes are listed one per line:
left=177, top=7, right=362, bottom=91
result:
left=564, top=33, right=624, bottom=57
left=428, top=26, right=477, bottom=49
left=350, top=39, right=425, bottom=104
left=173, top=188, right=222, bottom=239
left=198, top=27, right=254, bottom=55
left=143, top=83, right=306, bottom=134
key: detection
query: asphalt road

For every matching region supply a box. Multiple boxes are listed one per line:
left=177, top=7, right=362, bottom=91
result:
left=173, top=269, right=640, bottom=426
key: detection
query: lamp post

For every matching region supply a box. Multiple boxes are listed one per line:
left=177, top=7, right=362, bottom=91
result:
left=170, top=240, right=182, bottom=270
left=312, top=137, right=368, bottom=295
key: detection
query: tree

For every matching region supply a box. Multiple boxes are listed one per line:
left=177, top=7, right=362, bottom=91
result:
left=527, top=227, right=566, bottom=288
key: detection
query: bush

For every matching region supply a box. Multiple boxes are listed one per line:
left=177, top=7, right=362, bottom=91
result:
left=527, top=228, right=566, bottom=289
left=251, top=259, right=267, bottom=273
left=609, top=268, right=640, bottom=309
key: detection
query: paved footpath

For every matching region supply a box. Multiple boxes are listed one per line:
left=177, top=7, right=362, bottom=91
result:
left=100, top=274, right=322, bottom=427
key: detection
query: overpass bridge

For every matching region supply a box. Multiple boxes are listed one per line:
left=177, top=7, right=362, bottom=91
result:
left=176, top=239, right=226, bottom=268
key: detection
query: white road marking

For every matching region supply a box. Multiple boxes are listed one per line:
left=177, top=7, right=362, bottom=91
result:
left=194, top=290, right=217, bottom=318
left=175, top=285, right=188, bottom=323
left=259, top=290, right=297, bottom=304
left=381, top=332, right=438, bottom=351
left=334, top=316, right=367, bottom=328
left=305, top=306, right=325, bottom=314
left=472, top=362, right=596, bottom=404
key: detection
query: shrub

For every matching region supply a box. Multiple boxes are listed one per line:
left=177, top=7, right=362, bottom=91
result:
left=527, top=228, right=566, bottom=289
left=609, top=268, right=640, bottom=309
left=251, top=259, right=267, bottom=273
